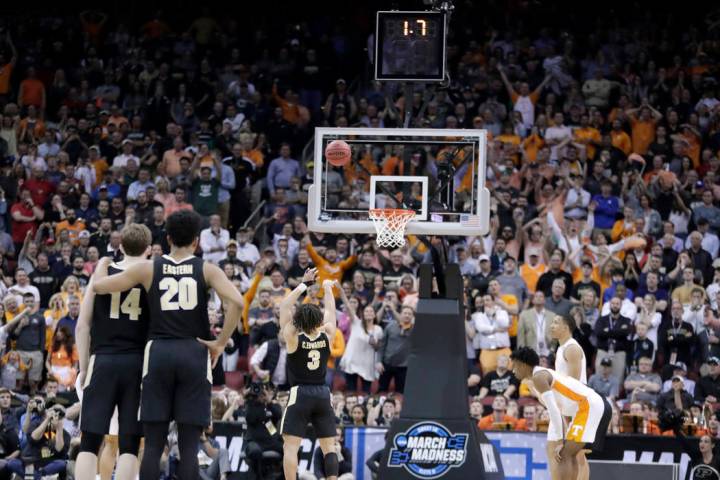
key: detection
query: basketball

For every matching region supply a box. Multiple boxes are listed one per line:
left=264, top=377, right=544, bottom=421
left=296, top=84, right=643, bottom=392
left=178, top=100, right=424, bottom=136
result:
left=325, top=140, right=351, bottom=167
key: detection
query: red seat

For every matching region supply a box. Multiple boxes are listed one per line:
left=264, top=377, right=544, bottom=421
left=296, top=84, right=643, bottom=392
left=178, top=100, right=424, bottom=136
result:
left=236, top=355, right=249, bottom=372
left=517, top=397, right=539, bottom=407
left=225, top=371, right=245, bottom=390
left=332, top=375, right=346, bottom=392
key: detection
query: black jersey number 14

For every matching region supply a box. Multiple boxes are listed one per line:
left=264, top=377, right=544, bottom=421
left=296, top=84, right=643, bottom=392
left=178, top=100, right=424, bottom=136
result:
left=110, top=288, right=142, bottom=321
left=159, top=277, right=199, bottom=311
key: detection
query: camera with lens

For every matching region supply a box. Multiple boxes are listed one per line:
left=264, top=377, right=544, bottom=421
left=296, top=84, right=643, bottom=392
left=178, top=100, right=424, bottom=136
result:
left=245, top=381, right=265, bottom=399
left=659, top=409, right=685, bottom=432
left=248, top=382, right=265, bottom=397
left=28, top=398, right=45, bottom=414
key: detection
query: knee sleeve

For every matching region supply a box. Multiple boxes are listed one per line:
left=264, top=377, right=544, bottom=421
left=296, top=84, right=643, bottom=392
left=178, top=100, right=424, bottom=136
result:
left=324, top=452, right=339, bottom=477
left=118, top=435, right=141, bottom=456
left=79, top=432, right=104, bottom=454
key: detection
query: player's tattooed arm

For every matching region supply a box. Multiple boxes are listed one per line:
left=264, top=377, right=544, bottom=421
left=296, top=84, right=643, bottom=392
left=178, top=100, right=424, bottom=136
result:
left=93, top=258, right=153, bottom=293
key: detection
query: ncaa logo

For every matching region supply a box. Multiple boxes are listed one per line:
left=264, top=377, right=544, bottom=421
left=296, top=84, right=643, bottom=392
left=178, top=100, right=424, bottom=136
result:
left=388, top=422, right=468, bottom=479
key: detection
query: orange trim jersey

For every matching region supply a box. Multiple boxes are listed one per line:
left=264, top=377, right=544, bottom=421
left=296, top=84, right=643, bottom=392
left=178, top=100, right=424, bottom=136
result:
left=532, top=366, right=607, bottom=443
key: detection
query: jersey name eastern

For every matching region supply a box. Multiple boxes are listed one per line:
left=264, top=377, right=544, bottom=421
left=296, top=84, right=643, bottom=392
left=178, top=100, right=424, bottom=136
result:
left=287, top=332, right=330, bottom=386
left=147, top=255, right=210, bottom=340
left=91, top=265, right=150, bottom=354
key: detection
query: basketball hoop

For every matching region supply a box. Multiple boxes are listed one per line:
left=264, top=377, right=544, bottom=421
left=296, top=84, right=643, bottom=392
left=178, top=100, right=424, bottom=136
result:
left=368, top=208, right=415, bottom=248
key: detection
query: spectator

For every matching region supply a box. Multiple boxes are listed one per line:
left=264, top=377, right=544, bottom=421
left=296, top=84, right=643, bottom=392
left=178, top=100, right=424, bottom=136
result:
left=497, top=64, right=550, bottom=129
left=111, top=140, right=138, bottom=169
left=624, top=356, right=662, bottom=404
left=190, top=153, right=222, bottom=221
left=340, top=305, right=383, bottom=393
left=200, top=215, right=229, bottom=264
left=629, top=322, right=655, bottom=366
left=517, top=291, right=555, bottom=358
left=659, top=299, right=696, bottom=367
left=594, top=296, right=633, bottom=383
left=45, top=326, right=78, bottom=391
left=514, top=404, right=541, bottom=432
left=672, top=266, right=706, bottom=305
left=160, top=136, right=192, bottom=180
left=376, top=305, right=414, bottom=393
left=235, top=228, right=261, bottom=274
left=657, top=375, right=694, bottom=415
left=496, top=257, right=529, bottom=310
left=17, top=67, right=45, bottom=111
left=477, top=354, right=519, bottom=400
left=197, top=424, right=231, bottom=480
left=7, top=404, right=68, bottom=479
left=266, top=143, right=301, bottom=195
left=477, top=395, right=517, bottom=430
left=535, top=250, right=573, bottom=298
left=126, top=167, right=155, bottom=202
left=544, top=278, right=573, bottom=318
left=10, top=191, right=42, bottom=253
left=661, top=362, right=695, bottom=396
left=8, top=268, right=40, bottom=306
left=591, top=181, right=621, bottom=236
left=588, top=356, right=620, bottom=400
left=695, top=356, right=720, bottom=404
left=306, top=242, right=357, bottom=298
left=698, top=309, right=720, bottom=364
left=472, top=294, right=511, bottom=374
left=243, top=384, right=283, bottom=479
left=250, top=336, right=288, bottom=390
left=248, top=289, right=278, bottom=347
left=9, top=293, right=44, bottom=394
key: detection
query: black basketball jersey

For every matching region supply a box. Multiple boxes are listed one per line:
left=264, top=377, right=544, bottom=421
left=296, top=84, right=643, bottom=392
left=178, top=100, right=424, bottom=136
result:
left=91, top=265, right=150, bottom=354
left=287, top=332, right=331, bottom=386
left=147, top=255, right=210, bottom=340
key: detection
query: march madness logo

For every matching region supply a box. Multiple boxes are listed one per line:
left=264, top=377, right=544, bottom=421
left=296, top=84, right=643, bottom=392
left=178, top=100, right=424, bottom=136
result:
left=388, top=422, right=468, bottom=478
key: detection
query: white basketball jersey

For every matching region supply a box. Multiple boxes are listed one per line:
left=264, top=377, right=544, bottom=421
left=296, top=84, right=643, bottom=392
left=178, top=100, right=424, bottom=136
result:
left=555, top=338, right=587, bottom=384
left=532, top=366, right=598, bottom=417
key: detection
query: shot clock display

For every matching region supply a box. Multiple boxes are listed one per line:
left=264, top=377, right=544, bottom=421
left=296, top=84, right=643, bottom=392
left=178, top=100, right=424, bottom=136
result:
left=375, top=11, right=446, bottom=82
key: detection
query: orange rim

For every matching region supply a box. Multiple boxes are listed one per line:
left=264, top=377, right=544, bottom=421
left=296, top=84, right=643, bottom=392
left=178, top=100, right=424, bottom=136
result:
left=369, top=208, right=415, bottom=218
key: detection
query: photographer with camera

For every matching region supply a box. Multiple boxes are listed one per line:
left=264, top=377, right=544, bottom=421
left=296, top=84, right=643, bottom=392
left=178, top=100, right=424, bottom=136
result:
left=20, top=396, right=45, bottom=443
left=0, top=405, right=20, bottom=479
left=244, top=383, right=283, bottom=480
left=7, top=404, right=69, bottom=479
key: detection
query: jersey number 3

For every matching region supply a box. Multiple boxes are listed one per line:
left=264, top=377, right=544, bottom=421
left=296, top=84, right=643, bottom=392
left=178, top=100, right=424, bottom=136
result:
left=307, top=350, right=320, bottom=371
left=159, top=277, right=199, bottom=311
left=110, top=288, right=142, bottom=321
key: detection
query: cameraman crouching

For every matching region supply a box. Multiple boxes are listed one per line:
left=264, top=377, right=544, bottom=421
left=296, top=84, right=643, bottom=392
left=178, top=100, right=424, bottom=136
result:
left=245, top=383, right=283, bottom=480
left=8, top=404, right=69, bottom=479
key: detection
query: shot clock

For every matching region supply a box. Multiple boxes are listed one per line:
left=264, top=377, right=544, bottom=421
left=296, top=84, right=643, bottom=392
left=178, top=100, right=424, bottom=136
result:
left=375, top=11, right=447, bottom=82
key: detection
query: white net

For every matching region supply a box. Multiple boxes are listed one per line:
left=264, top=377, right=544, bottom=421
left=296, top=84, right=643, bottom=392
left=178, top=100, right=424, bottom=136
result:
left=368, top=209, right=416, bottom=248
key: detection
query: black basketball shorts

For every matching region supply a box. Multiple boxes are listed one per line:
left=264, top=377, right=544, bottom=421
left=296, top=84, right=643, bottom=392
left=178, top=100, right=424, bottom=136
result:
left=81, top=353, right=143, bottom=436
left=586, top=396, right=613, bottom=452
left=280, top=385, right=336, bottom=439
left=140, top=338, right=212, bottom=427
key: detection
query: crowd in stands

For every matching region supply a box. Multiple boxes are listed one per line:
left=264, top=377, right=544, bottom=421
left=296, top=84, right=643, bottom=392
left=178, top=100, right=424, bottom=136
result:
left=0, top=1, right=718, bottom=478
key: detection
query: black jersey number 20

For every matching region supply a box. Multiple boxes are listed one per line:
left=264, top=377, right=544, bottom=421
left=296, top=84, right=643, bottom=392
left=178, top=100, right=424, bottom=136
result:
left=159, top=277, right=199, bottom=311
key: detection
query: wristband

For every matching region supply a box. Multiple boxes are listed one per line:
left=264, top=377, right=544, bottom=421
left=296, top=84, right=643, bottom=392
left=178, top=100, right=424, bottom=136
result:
left=297, top=283, right=308, bottom=293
